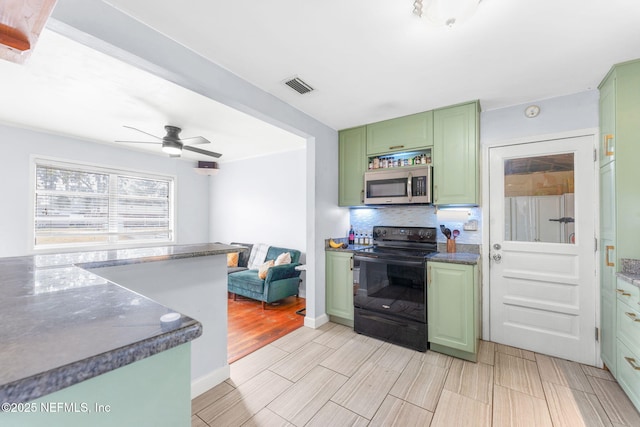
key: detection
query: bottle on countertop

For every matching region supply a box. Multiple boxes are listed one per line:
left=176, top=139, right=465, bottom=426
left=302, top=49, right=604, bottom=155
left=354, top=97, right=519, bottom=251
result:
left=348, top=226, right=355, bottom=245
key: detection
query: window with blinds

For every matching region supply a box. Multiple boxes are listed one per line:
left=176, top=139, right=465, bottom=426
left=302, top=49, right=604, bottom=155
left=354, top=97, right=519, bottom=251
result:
left=34, top=161, right=174, bottom=249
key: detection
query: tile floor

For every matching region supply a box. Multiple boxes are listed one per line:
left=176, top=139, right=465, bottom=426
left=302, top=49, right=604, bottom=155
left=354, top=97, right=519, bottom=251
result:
left=192, top=323, right=640, bottom=426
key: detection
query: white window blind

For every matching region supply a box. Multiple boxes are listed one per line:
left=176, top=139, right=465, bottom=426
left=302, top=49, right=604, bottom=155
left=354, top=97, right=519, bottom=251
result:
left=34, top=161, right=174, bottom=249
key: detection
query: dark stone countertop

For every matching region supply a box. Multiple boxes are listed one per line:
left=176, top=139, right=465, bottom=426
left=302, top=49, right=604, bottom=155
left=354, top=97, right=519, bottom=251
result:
left=617, top=272, right=640, bottom=288
left=325, top=240, right=480, bottom=265
left=427, top=252, right=480, bottom=265
left=325, top=244, right=373, bottom=253
left=617, top=259, right=640, bottom=289
left=0, top=243, right=239, bottom=404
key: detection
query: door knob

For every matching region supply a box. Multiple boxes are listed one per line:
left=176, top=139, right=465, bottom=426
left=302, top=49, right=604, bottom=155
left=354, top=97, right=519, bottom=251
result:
left=492, top=253, right=502, bottom=263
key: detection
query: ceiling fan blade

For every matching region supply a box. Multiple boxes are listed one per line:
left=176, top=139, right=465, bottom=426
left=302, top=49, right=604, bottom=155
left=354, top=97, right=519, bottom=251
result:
left=181, top=136, right=211, bottom=146
left=183, top=145, right=222, bottom=158
left=123, top=125, right=162, bottom=140
left=115, top=140, right=161, bottom=144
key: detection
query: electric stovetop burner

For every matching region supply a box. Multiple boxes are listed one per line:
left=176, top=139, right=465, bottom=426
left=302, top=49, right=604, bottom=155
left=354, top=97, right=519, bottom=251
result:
left=355, top=226, right=437, bottom=260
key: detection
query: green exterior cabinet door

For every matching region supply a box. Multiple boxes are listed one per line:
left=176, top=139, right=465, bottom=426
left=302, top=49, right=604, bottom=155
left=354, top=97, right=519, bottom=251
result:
left=325, top=251, right=354, bottom=323
left=339, top=126, right=367, bottom=206
left=366, top=111, right=433, bottom=155
left=428, top=262, right=478, bottom=359
left=433, top=101, right=479, bottom=205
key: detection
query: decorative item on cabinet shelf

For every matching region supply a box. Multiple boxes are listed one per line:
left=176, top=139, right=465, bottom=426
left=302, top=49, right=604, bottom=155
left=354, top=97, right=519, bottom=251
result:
left=368, top=149, right=431, bottom=170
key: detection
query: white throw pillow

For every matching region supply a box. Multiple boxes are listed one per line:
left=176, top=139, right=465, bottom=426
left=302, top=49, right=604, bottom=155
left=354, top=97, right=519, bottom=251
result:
left=274, top=252, right=292, bottom=266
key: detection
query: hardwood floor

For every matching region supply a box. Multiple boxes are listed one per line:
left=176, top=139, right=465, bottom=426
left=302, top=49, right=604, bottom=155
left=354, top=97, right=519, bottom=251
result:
left=227, top=295, right=305, bottom=364
left=195, top=322, right=640, bottom=426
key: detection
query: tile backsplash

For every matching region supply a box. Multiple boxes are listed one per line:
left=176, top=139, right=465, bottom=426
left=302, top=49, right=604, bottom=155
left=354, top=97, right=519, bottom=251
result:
left=349, top=205, right=482, bottom=245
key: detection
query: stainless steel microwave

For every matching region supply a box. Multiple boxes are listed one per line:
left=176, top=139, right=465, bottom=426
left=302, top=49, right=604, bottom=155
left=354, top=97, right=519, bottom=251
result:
left=364, top=165, right=432, bottom=205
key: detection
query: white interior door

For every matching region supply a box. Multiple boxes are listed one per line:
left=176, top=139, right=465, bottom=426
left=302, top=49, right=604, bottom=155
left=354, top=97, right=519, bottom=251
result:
left=489, top=135, right=596, bottom=365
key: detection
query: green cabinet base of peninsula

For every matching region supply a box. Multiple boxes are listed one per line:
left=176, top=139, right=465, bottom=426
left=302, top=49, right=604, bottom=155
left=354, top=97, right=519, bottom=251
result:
left=1, top=344, right=191, bottom=427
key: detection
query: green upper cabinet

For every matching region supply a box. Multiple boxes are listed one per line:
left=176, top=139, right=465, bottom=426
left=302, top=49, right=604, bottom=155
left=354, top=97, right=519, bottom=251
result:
left=338, top=126, right=367, bottom=207
left=433, top=101, right=479, bottom=205
left=599, top=59, right=640, bottom=263
left=597, top=59, right=640, bottom=382
left=599, top=72, right=616, bottom=166
left=427, top=261, right=479, bottom=361
left=366, top=111, right=433, bottom=155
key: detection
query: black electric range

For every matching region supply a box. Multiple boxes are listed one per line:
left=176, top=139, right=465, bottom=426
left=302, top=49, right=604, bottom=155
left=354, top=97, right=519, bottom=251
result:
left=352, top=226, right=437, bottom=351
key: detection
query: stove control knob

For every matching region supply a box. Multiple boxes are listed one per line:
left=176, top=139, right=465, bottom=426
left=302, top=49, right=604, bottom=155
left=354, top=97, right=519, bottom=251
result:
left=418, top=230, right=426, bottom=239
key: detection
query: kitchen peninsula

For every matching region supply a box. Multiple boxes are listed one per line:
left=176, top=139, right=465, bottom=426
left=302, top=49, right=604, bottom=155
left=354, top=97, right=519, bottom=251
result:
left=0, top=243, right=238, bottom=426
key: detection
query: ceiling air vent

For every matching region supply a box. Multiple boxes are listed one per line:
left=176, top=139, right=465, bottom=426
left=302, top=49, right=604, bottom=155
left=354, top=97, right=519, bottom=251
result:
left=283, top=76, right=314, bottom=94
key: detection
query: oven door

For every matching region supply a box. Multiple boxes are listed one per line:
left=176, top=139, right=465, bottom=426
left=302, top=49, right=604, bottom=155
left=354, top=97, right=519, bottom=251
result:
left=353, top=254, right=426, bottom=323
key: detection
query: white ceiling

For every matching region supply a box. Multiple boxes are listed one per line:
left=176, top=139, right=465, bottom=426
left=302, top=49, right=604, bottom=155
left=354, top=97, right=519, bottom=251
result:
left=1, top=0, right=640, bottom=162
left=0, top=30, right=305, bottom=163
left=102, top=0, right=640, bottom=129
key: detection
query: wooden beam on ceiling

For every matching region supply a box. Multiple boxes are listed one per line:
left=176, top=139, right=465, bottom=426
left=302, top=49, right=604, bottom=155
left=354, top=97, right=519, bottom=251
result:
left=0, top=0, right=58, bottom=64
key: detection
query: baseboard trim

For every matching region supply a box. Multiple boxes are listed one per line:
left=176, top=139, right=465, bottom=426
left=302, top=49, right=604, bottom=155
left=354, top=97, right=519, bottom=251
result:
left=304, top=313, right=330, bottom=329
left=191, top=364, right=230, bottom=398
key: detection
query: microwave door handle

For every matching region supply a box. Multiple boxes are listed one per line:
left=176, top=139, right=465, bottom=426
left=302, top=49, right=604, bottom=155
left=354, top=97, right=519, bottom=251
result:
left=407, top=172, right=413, bottom=201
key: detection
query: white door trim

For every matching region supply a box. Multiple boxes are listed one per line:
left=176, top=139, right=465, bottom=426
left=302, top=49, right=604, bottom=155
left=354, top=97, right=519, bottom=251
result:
left=480, top=127, right=600, bottom=364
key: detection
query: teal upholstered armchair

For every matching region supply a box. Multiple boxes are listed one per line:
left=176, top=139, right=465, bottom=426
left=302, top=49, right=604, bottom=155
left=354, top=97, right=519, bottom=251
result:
left=227, top=245, right=302, bottom=309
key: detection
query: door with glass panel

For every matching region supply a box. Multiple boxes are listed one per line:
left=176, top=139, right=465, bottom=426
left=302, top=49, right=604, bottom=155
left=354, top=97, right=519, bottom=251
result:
left=489, top=135, right=596, bottom=365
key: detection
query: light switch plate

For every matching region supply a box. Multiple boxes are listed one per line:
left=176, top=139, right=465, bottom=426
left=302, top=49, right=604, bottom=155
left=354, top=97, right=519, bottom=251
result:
left=463, top=219, right=478, bottom=231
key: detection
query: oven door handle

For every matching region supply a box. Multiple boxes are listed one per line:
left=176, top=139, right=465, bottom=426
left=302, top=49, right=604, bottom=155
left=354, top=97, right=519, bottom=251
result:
left=354, top=254, right=425, bottom=268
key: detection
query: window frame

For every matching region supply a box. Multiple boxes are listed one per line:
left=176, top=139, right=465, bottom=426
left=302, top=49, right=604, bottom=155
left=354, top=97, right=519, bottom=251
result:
left=31, top=156, right=176, bottom=252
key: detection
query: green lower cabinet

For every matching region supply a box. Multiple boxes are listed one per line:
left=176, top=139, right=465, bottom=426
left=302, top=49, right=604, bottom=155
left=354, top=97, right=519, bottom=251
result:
left=428, top=262, right=479, bottom=361
left=616, top=282, right=640, bottom=411
left=325, top=251, right=354, bottom=326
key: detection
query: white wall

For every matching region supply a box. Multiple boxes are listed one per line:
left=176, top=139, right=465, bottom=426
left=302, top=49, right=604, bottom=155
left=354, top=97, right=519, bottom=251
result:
left=51, top=0, right=346, bottom=327
left=481, top=90, right=599, bottom=143
left=208, top=148, right=309, bottom=295
left=91, top=256, right=229, bottom=398
left=0, top=124, right=210, bottom=258
left=209, top=148, right=306, bottom=252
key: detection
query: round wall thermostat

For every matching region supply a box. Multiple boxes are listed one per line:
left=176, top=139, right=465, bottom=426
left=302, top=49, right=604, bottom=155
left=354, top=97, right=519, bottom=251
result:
left=525, top=105, right=540, bottom=118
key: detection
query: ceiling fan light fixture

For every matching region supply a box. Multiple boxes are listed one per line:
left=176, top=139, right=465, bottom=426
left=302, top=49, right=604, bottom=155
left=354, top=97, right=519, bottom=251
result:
left=162, top=140, right=182, bottom=155
left=413, top=0, right=481, bottom=27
